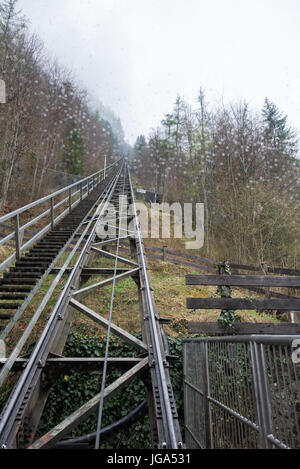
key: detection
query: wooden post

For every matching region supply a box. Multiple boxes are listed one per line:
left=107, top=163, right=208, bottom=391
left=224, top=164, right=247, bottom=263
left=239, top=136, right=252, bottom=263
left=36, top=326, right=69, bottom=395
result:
left=163, top=246, right=168, bottom=261
left=261, top=262, right=271, bottom=299
left=290, top=311, right=300, bottom=324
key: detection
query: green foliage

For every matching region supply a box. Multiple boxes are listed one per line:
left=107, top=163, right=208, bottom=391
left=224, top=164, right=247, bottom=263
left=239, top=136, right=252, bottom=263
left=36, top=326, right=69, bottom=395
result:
left=37, top=332, right=184, bottom=449
left=133, top=92, right=300, bottom=267
left=217, top=263, right=241, bottom=328
left=60, top=120, right=85, bottom=176
left=219, top=309, right=241, bottom=328
left=262, top=98, right=297, bottom=155
left=0, top=0, right=25, bottom=34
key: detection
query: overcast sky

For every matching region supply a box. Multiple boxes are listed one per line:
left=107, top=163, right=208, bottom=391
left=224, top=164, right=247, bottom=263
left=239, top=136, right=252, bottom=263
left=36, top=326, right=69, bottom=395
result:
left=18, top=0, right=300, bottom=145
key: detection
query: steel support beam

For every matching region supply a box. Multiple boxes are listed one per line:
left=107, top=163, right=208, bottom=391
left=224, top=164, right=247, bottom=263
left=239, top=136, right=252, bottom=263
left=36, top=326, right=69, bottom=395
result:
left=91, top=246, right=139, bottom=268
left=28, top=358, right=149, bottom=449
left=69, top=298, right=148, bottom=353
left=71, top=267, right=140, bottom=299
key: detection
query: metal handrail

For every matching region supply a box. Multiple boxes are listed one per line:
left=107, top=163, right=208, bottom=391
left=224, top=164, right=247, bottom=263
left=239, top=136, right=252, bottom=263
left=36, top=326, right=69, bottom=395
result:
left=183, top=335, right=300, bottom=345
left=0, top=160, right=119, bottom=224
left=0, top=159, right=120, bottom=274
left=0, top=178, right=102, bottom=247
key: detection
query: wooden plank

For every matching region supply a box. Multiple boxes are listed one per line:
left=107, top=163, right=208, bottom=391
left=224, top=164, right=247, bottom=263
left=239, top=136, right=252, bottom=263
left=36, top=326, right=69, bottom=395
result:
left=270, top=267, right=300, bottom=276
left=188, top=321, right=300, bottom=335
left=164, top=249, right=218, bottom=266
left=187, top=298, right=300, bottom=310
left=230, top=264, right=300, bottom=276
left=119, top=247, right=216, bottom=272
left=244, top=286, right=299, bottom=300
left=143, top=246, right=164, bottom=253
left=167, top=257, right=216, bottom=273
left=229, top=263, right=261, bottom=272
left=186, top=275, right=300, bottom=287
left=117, top=244, right=300, bottom=278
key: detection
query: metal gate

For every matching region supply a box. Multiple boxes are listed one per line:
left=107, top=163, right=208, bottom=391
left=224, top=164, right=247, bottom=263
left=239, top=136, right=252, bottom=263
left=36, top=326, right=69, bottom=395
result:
left=184, top=335, right=300, bottom=449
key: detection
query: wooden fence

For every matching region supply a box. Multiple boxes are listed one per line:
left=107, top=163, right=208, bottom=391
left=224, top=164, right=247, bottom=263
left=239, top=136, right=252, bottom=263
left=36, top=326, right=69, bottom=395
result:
left=119, top=244, right=300, bottom=302
left=186, top=261, right=300, bottom=335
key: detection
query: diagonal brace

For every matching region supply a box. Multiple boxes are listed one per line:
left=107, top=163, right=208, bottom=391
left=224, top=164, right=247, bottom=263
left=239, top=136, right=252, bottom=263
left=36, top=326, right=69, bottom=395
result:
left=91, top=246, right=139, bottom=267
left=72, top=267, right=140, bottom=300
left=28, top=357, right=149, bottom=449
left=93, top=235, right=130, bottom=247
left=69, top=298, right=148, bottom=353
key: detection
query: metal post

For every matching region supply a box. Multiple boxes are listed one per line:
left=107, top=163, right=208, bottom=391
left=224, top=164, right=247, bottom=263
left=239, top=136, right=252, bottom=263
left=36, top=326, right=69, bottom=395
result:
left=204, top=342, right=213, bottom=448
left=69, top=188, right=72, bottom=213
left=80, top=182, right=83, bottom=201
left=104, top=156, right=107, bottom=179
left=202, top=342, right=211, bottom=448
left=50, top=198, right=54, bottom=230
left=250, top=341, right=273, bottom=448
left=14, top=214, right=21, bottom=261
left=0, top=340, right=5, bottom=359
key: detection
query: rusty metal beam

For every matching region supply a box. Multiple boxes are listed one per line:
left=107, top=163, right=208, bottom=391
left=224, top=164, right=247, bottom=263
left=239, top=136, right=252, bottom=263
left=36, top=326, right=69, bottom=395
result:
left=28, top=357, right=149, bottom=449
left=0, top=357, right=143, bottom=372
left=72, top=267, right=140, bottom=300
left=69, top=298, right=148, bottom=353
left=91, top=246, right=139, bottom=268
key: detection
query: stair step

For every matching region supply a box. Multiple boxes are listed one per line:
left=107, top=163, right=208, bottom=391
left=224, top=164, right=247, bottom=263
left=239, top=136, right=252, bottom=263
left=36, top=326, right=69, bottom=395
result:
left=10, top=266, right=44, bottom=272
left=0, top=286, right=32, bottom=292
left=30, top=249, right=59, bottom=254
left=16, top=260, right=51, bottom=266
left=0, top=314, right=14, bottom=320
left=0, top=294, right=27, bottom=300
left=0, top=303, right=20, bottom=310
left=2, top=279, right=38, bottom=285
left=4, top=272, right=38, bottom=279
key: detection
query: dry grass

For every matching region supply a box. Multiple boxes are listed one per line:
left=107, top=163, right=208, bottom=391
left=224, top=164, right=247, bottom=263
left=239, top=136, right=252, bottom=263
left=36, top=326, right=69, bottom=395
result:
left=0, top=214, right=281, bottom=353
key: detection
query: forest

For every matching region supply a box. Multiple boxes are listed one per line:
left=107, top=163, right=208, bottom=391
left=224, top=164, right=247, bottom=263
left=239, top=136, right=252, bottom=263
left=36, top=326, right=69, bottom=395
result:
left=131, top=92, right=300, bottom=266
left=0, top=0, right=126, bottom=213
left=1, top=0, right=300, bottom=268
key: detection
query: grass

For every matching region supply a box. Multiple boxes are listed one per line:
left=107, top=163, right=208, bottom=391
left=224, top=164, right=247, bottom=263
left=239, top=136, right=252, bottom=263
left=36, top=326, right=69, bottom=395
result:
left=0, top=218, right=286, bottom=356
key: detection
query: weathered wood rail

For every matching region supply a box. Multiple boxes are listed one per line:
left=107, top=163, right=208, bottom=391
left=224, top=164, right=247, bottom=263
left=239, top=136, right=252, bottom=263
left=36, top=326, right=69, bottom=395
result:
left=119, top=244, right=300, bottom=279
left=119, top=245, right=300, bottom=302
left=186, top=266, right=300, bottom=335
left=188, top=321, right=300, bottom=334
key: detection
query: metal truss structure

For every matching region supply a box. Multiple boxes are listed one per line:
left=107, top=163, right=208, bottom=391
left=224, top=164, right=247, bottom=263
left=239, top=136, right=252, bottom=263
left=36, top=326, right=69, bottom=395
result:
left=0, top=159, right=182, bottom=449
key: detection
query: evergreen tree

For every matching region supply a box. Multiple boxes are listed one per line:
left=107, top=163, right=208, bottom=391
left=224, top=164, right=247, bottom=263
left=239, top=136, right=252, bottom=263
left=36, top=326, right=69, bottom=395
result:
left=262, top=98, right=297, bottom=156
left=134, top=135, right=146, bottom=154
left=61, top=120, right=85, bottom=176
left=0, top=0, right=25, bottom=65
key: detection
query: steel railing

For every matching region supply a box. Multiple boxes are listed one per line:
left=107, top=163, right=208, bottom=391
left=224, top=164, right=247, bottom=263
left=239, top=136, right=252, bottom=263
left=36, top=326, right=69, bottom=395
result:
left=0, top=160, right=120, bottom=274
left=0, top=161, right=123, bottom=447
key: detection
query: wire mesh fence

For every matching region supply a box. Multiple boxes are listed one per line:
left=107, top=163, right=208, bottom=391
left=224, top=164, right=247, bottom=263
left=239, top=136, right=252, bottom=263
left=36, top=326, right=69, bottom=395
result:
left=184, top=335, right=300, bottom=449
